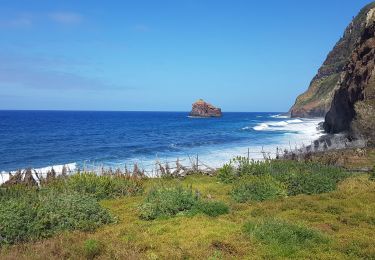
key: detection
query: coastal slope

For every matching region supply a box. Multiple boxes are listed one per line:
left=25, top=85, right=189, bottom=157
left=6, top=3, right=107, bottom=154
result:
left=290, top=2, right=375, bottom=118
left=324, top=8, right=375, bottom=145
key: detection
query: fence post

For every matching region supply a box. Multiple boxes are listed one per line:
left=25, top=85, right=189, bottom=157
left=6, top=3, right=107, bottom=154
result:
left=196, top=154, right=199, bottom=171
left=247, top=148, right=250, bottom=163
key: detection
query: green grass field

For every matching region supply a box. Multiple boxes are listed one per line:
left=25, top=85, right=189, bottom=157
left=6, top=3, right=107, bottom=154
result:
left=1, top=159, right=375, bottom=259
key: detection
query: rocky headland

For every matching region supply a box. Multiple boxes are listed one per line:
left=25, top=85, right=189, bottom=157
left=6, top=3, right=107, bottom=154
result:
left=290, top=2, right=375, bottom=118
left=189, top=99, right=222, bottom=117
left=290, top=2, right=375, bottom=146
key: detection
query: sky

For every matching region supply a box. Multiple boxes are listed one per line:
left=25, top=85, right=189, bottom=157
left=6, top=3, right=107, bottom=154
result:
left=0, top=0, right=372, bottom=112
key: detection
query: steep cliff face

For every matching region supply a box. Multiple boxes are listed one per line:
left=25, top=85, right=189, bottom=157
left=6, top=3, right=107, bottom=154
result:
left=324, top=11, right=375, bottom=141
left=189, top=99, right=222, bottom=117
left=290, top=2, right=375, bottom=118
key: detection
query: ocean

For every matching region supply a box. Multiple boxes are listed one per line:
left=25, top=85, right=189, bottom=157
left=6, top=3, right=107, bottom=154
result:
left=0, top=111, right=323, bottom=174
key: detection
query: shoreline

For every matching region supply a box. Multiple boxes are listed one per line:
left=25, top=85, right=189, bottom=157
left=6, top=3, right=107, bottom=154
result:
left=0, top=117, right=325, bottom=184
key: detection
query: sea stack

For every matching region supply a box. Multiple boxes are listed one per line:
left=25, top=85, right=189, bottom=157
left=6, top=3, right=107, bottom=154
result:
left=189, top=99, right=222, bottom=117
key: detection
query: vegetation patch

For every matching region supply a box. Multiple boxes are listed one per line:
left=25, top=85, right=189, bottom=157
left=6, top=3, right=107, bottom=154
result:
left=0, top=189, right=113, bottom=245
left=62, top=173, right=143, bottom=199
left=83, top=239, right=103, bottom=260
left=244, top=218, right=329, bottom=257
left=218, top=159, right=351, bottom=196
left=192, top=201, right=229, bottom=217
left=231, top=175, right=287, bottom=202
left=139, top=185, right=229, bottom=220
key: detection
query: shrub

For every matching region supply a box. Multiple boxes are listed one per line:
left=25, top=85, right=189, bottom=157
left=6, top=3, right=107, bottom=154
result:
left=217, top=163, right=236, bottom=183
left=369, top=167, right=375, bottom=181
left=219, top=159, right=351, bottom=196
left=139, top=186, right=198, bottom=220
left=217, top=157, right=271, bottom=183
left=231, top=175, right=286, bottom=203
left=139, top=185, right=229, bottom=220
left=270, top=163, right=350, bottom=196
left=0, top=196, right=37, bottom=244
left=0, top=190, right=113, bottom=245
left=193, top=201, right=229, bottom=217
left=36, top=191, right=113, bottom=233
left=83, top=239, right=102, bottom=259
left=244, top=219, right=328, bottom=257
left=63, top=173, right=143, bottom=199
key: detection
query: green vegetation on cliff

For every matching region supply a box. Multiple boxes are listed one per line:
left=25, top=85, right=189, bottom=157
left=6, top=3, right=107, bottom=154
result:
left=290, top=2, right=375, bottom=118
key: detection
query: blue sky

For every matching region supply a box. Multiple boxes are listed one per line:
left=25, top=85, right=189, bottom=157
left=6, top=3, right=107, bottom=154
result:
left=0, top=0, right=372, bottom=111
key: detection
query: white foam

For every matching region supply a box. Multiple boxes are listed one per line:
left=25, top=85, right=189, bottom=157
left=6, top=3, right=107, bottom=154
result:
left=270, top=114, right=289, bottom=119
left=252, top=118, right=324, bottom=141
left=253, top=123, right=269, bottom=130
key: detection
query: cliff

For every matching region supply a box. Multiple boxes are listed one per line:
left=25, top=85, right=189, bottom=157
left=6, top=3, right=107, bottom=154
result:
left=324, top=8, right=375, bottom=145
left=189, top=99, right=222, bottom=117
left=290, top=2, right=375, bottom=118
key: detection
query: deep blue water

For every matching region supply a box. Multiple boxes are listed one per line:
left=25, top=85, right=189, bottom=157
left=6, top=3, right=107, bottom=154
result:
left=0, top=111, right=321, bottom=172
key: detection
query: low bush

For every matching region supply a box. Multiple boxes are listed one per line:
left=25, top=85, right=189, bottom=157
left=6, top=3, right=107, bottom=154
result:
left=219, top=159, right=351, bottom=197
left=244, top=218, right=328, bottom=257
left=193, top=201, right=229, bottom=217
left=217, top=163, right=236, bottom=183
left=269, top=162, right=350, bottom=196
left=139, top=185, right=229, bottom=220
left=139, top=186, right=198, bottom=220
left=369, top=167, right=375, bottom=181
left=0, top=190, right=113, bottom=245
left=83, top=239, right=103, bottom=259
left=217, top=157, right=270, bottom=183
left=231, top=175, right=287, bottom=202
left=63, top=173, right=143, bottom=199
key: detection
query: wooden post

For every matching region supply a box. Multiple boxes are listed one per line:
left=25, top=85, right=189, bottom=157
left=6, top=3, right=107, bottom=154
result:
left=247, top=148, right=250, bottom=163
left=196, top=154, right=199, bottom=171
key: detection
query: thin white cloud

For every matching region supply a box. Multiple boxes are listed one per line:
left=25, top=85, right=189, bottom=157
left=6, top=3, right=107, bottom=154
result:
left=48, top=12, right=82, bottom=25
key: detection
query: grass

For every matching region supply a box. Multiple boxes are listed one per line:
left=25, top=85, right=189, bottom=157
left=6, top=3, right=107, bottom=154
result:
left=244, top=218, right=329, bottom=257
left=231, top=175, right=287, bottom=202
left=139, top=185, right=229, bottom=220
left=1, top=157, right=375, bottom=259
left=218, top=159, right=351, bottom=196
left=83, top=239, right=103, bottom=259
left=53, top=173, right=143, bottom=199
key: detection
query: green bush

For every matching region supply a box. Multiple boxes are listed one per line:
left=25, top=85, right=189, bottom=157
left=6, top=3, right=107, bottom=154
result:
left=219, top=159, right=351, bottom=197
left=193, top=201, right=229, bottom=217
left=231, top=175, right=287, bottom=203
left=217, top=163, right=236, bottom=183
left=269, top=162, right=350, bottom=196
left=244, top=219, right=328, bottom=257
left=139, top=185, right=229, bottom=220
left=83, top=239, right=102, bottom=259
left=217, top=157, right=271, bottom=183
left=139, top=186, right=198, bottom=220
left=0, top=190, right=113, bottom=245
left=369, top=167, right=375, bottom=181
left=63, top=173, right=143, bottom=199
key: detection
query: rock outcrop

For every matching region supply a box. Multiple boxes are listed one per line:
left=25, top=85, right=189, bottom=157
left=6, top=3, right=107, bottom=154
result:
left=324, top=11, right=375, bottom=140
left=290, top=2, right=375, bottom=118
left=189, top=99, right=222, bottom=117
